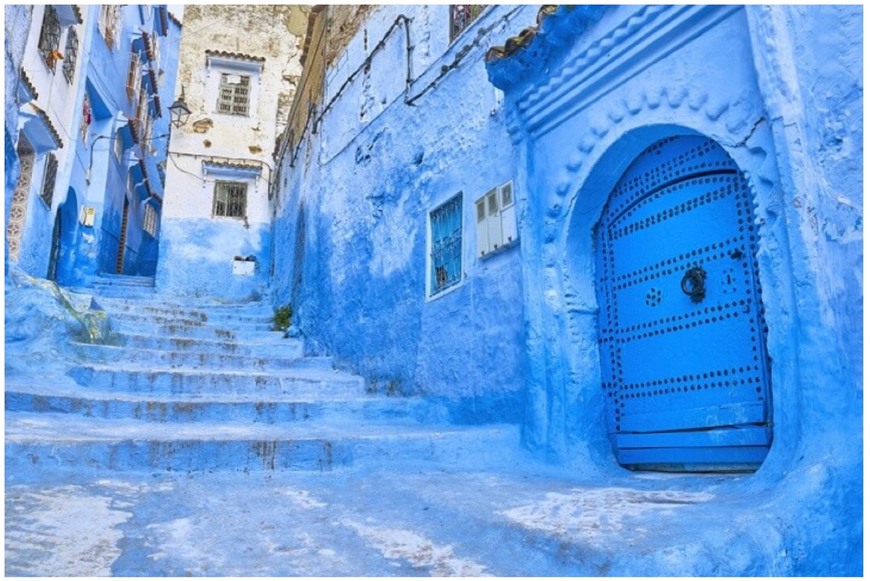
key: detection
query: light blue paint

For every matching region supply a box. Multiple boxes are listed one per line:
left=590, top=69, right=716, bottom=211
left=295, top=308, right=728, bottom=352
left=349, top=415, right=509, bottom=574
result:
left=271, top=5, right=534, bottom=420
left=485, top=3, right=861, bottom=574
left=156, top=218, right=271, bottom=301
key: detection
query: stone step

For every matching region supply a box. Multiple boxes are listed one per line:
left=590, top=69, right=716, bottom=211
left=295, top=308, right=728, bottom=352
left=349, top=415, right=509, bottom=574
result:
left=90, top=297, right=276, bottom=319
left=101, top=309, right=275, bottom=327
left=114, top=331, right=304, bottom=357
left=68, top=364, right=364, bottom=397
left=5, top=385, right=445, bottom=425
left=105, top=316, right=284, bottom=340
left=94, top=274, right=155, bottom=287
left=4, top=412, right=519, bottom=472
left=90, top=285, right=158, bottom=298
left=70, top=342, right=324, bottom=371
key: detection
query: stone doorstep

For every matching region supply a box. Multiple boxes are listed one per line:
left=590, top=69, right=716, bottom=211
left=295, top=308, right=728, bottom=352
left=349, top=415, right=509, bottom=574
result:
left=70, top=342, right=317, bottom=370
left=5, top=412, right=520, bottom=472
left=5, top=387, right=445, bottom=424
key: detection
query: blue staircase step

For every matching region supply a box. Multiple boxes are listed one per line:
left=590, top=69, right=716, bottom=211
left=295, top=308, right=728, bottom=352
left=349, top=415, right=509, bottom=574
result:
left=5, top=412, right=519, bottom=473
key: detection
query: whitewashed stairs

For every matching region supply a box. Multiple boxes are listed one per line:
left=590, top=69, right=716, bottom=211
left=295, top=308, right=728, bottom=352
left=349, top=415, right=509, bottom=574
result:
left=5, top=286, right=518, bottom=475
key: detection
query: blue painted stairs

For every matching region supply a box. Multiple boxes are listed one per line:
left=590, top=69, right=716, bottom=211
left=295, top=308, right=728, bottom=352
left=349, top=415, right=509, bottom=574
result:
left=6, top=289, right=519, bottom=475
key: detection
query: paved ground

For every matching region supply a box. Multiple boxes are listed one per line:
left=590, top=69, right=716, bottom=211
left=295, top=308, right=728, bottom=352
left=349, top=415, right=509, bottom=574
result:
left=6, top=457, right=780, bottom=577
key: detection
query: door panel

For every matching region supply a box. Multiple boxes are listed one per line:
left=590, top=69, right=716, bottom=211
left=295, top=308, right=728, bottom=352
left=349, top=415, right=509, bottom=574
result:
left=595, top=134, right=771, bottom=471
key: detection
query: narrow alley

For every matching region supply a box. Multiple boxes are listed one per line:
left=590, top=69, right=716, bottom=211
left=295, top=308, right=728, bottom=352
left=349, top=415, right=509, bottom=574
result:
left=4, top=4, right=862, bottom=577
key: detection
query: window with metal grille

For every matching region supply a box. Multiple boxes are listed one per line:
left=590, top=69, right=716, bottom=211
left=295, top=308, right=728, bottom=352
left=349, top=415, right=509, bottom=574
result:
left=126, top=47, right=141, bottom=100
left=449, top=5, right=485, bottom=42
left=40, top=154, right=58, bottom=207
left=217, top=74, right=251, bottom=116
left=213, top=181, right=247, bottom=218
left=99, top=5, right=120, bottom=49
left=428, top=193, right=463, bottom=297
left=143, top=204, right=158, bottom=237
left=37, top=6, right=61, bottom=71
left=62, top=28, right=78, bottom=82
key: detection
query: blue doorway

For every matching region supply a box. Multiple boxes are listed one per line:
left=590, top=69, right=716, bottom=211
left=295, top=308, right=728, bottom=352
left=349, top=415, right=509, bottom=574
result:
left=594, top=134, right=772, bottom=471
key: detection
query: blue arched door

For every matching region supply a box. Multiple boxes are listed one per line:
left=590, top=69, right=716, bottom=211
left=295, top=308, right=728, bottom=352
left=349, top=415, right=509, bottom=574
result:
left=594, top=134, right=772, bottom=471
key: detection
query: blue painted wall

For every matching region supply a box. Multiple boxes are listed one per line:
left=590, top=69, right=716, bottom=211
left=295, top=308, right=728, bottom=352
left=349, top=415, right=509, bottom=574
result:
left=484, top=4, right=861, bottom=573
left=158, top=218, right=271, bottom=301
left=272, top=6, right=539, bottom=422
left=57, top=5, right=179, bottom=287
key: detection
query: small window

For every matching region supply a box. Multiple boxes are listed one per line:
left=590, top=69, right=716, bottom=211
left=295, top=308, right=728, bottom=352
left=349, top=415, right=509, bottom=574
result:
left=217, top=74, right=251, bottom=116
left=62, top=28, right=78, bottom=83
left=476, top=180, right=518, bottom=258
left=428, top=193, right=463, bottom=297
left=37, top=6, right=62, bottom=72
left=449, top=5, right=485, bottom=42
left=99, top=5, right=120, bottom=49
left=113, top=131, right=124, bottom=161
left=126, top=47, right=141, bottom=100
left=81, top=94, right=92, bottom=144
left=40, top=154, right=58, bottom=208
left=213, top=181, right=247, bottom=218
left=143, top=204, right=158, bottom=237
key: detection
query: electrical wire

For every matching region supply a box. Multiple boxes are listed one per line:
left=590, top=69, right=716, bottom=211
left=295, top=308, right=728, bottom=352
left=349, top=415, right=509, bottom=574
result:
left=279, top=6, right=523, bottom=170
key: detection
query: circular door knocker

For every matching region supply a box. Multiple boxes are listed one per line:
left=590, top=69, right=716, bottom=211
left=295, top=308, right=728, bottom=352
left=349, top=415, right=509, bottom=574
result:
left=681, top=266, right=707, bottom=303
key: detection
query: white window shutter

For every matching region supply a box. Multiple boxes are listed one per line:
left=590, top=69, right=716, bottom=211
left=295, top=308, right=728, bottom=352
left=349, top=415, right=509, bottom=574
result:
left=475, top=197, right=489, bottom=257
left=486, top=189, right=502, bottom=251
left=500, top=181, right=518, bottom=244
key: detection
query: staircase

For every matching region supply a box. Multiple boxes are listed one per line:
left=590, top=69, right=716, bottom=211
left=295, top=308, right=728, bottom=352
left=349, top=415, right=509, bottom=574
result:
left=5, top=288, right=519, bottom=476
left=91, top=273, right=156, bottom=298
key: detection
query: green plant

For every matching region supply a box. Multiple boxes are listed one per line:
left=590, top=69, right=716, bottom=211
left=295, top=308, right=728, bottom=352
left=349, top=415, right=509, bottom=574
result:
left=272, top=305, right=293, bottom=331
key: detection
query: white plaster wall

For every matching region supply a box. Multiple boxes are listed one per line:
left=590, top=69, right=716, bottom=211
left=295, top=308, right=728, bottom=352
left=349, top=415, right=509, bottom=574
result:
left=21, top=5, right=86, bottom=211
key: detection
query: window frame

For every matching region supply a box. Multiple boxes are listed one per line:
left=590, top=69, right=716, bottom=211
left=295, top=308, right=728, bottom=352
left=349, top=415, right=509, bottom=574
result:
left=212, top=180, right=248, bottom=219
left=99, top=5, right=121, bottom=50
left=475, top=180, right=518, bottom=259
left=62, top=27, right=78, bottom=83
left=37, top=6, right=62, bottom=72
left=426, top=192, right=464, bottom=300
left=39, top=153, right=59, bottom=208
left=449, top=5, right=486, bottom=44
left=143, top=203, right=159, bottom=237
left=217, top=73, right=252, bottom=117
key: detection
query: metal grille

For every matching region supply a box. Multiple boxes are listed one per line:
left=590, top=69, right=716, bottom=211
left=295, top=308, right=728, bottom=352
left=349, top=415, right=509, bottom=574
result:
left=126, top=48, right=141, bottom=100
left=37, top=6, right=61, bottom=71
left=429, top=193, right=462, bottom=296
left=143, top=204, right=158, bottom=237
left=100, top=5, right=120, bottom=49
left=217, top=74, right=250, bottom=116
left=40, top=154, right=58, bottom=208
left=449, top=5, right=485, bottom=42
left=63, top=28, right=78, bottom=83
left=213, top=181, right=247, bottom=218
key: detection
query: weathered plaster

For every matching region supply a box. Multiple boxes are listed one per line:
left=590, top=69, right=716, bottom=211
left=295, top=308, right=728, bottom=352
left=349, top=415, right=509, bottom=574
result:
left=272, top=5, right=540, bottom=417
left=158, top=5, right=306, bottom=299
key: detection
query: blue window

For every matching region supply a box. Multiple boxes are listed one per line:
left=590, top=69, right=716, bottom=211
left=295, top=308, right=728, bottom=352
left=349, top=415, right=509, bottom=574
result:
left=428, top=193, right=463, bottom=297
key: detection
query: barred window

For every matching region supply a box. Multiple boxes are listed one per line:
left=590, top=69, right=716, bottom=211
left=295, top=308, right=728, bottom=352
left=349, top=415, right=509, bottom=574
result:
left=143, top=204, right=158, bottom=237
left=62, top=28, right=78, bottom=82
left=428, top=193, right=463, bottom=297
left=40, top=154, right=58, bottom=207
left=37, top=6, right=62, bottom=71
left=213, top=181, right=247, bottom=218
left=99, top=5, right=120, bottom=49
left=126, top=47, right=141, bottom=100
left=449, top=5, right=485, bottom=42
left=217, top=74, right=251, bottom=116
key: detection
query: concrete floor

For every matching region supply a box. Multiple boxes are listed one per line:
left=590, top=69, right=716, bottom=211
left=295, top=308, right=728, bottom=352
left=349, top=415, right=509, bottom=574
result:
left=6, top=457, right=793, bottom=577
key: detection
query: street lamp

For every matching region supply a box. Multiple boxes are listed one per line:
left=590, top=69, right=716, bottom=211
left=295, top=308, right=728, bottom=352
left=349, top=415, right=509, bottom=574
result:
left=168, top=86, right=191, bottom=128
